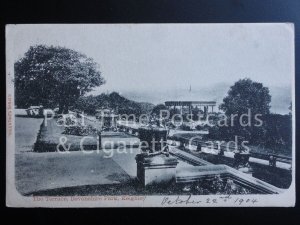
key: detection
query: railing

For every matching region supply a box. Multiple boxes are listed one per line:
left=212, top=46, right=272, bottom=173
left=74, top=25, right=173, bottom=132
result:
left=171, top=135, right=292, bottom=168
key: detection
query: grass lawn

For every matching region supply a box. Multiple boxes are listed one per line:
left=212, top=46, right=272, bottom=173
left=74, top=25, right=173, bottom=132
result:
left=35, top=118, right=140, bottom=152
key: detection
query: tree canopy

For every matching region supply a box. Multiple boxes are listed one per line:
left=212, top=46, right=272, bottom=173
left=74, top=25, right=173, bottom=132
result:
left=151, top=104, right=168, bottom=115
left=220, top=78, right=271, bottom=116
left=15, top=45, right=105, bottom=113
left=73, top=92, right=145, bottom=116
left=219, top=78, right=272, bottom=143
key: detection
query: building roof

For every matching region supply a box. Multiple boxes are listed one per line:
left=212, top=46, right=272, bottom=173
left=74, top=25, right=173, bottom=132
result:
left=165, top=101, right=216, bottom=106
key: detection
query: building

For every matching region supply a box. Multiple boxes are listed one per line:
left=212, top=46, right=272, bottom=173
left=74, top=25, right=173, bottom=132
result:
left=25, top=105, right=44, bottom=117
left=165, top=101, right=217, bottom=115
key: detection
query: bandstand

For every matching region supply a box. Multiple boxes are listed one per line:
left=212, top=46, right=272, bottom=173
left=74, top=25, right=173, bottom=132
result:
left=165, top=101, right=217, bottom=114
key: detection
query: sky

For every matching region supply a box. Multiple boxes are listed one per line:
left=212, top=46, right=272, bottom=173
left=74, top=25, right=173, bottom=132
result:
left=6, top=24, right=294, bottom=114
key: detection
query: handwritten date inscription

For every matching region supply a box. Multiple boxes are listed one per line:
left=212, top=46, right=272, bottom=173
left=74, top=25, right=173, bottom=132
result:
left=161, top=195, right=258, bottom=206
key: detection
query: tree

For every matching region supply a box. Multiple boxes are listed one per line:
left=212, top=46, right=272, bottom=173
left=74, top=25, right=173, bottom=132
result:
left=15, top=45, right=105, bottom=113
left=138, top=102, right=155, bottom=114
left=73, top=92, right=144, bottom=117
left=220, top=79, right=271, bottom=116
left=264, top=114, right=292, bottom=154
left=220, top=78, right=271, bottom=143
left=151, top=104, right=168, bottom=115
left=72, top=95, right=98, bottom=115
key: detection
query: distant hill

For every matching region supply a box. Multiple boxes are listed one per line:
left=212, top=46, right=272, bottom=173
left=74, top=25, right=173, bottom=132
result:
left=73, top=92, right=154, bottom=115
left=120, top=83, right=292, bottom=115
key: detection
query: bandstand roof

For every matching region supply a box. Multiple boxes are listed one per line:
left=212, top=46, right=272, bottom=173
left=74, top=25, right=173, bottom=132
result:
left=165, top=101, right=216, bottom=107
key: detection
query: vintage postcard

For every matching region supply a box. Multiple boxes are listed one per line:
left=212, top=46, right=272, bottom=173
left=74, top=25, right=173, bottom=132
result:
left=6, top=24, right=295, bottom=207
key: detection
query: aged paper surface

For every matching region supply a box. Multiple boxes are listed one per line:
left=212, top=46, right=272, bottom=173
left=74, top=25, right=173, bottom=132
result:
left=6, top=24, right=295, bottom=207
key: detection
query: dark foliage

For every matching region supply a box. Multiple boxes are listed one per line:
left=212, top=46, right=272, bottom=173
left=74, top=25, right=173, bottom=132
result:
left=73, top=92, right=145, bottom=116
left=209, top=79, right=291, bottom=154
left=15, top=45, right=105, bottom=113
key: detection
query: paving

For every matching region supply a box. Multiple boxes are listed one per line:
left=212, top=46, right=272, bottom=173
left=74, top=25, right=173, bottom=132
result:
left=15, top=116, right=43, bottom=153
left=15, top=151, right=131, bottom=195
left=14, top=115, right=134, bottom=194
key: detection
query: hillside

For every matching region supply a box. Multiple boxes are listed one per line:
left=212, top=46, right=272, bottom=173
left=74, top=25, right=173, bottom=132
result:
left=73, top=92, right=154, bottom=115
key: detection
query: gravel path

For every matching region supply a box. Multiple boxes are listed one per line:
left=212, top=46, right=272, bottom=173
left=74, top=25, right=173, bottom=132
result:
left=16, top=151, right=131, bottom=195
left=15, top=116, right=43, bottom=153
